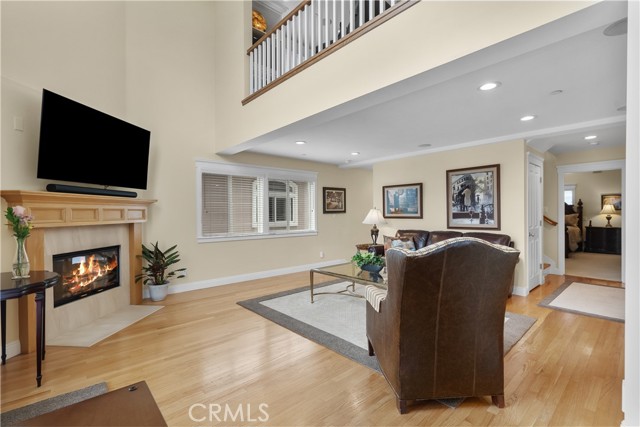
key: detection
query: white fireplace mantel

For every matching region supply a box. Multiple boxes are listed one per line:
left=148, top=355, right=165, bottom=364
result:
left=1, top=190, right=156, bottom=354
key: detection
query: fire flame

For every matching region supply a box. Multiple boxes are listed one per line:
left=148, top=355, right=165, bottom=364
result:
left=62, top=254, right=118, bottom=293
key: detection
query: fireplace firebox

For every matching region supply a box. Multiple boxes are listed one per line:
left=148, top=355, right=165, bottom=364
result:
left=53, top=245, right=120, bottom=307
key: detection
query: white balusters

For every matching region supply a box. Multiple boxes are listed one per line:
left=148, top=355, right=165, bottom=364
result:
left=248, top=0, right=405, bottom=95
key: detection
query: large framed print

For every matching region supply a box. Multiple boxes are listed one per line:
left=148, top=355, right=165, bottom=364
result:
left=446, top=164, right=500, bottom=229
left=382, top=183, right=423, bottom=219
left=322, top=187, right=346, bottom=213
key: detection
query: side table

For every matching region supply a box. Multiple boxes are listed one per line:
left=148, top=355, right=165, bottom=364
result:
left=1, top=271, right=60, bottom=387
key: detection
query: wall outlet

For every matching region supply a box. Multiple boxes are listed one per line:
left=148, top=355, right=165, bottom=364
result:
left=182, top=268, right=187, bottom=278
left=319, top=251, right=324, bottom=258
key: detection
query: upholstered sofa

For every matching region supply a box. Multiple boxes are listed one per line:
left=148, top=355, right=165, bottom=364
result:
left=366, top=237, right=521, bottom=414
left=388, top=229, right=513, bottom=251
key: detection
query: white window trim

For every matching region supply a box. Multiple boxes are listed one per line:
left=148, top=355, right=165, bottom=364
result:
left=196, top=160, right=317, bottom=243
left=564, top=184, right=577, bottom=205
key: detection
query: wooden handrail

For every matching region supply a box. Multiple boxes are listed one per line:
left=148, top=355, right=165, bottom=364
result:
left=543, top=215, right=558, bottom=226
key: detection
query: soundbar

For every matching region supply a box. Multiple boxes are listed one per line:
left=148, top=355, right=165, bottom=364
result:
left=46, top=184, right=137, bottom=198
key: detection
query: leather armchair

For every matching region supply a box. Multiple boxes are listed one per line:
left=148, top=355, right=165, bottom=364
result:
left=366, top=237, right=520, bottom=414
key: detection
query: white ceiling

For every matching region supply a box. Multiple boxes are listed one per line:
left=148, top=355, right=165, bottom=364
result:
left=238, top=1, right=628, bottom=168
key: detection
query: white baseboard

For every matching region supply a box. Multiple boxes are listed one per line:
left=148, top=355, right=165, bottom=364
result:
left=4, top=340, right=21, bottom=361
left=166, top=259, right=349, bottom=295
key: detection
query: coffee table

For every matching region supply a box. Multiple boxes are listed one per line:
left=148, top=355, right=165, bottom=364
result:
left=309, top=263, right=387, bottom=303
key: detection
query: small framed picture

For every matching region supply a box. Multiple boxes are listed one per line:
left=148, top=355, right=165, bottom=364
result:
left=446, top=164, right=500, bottom=229
left=323, top=187, right=346, bottom=213
left=382, top=183, right=423, bottom=219
left=601, top=193, right=622, bottom=211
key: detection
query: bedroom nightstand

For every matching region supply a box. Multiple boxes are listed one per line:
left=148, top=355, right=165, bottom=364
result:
left=584, top=226, right=622, bottom=255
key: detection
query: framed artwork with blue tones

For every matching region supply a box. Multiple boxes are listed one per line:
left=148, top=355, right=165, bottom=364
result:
left=382, top=183, right=423, bottom=219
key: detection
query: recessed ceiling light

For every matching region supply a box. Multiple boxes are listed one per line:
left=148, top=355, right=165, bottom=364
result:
left=584, top=135, right=597, bottom=140
left=589, top=141, right=600, bottom=146
left=520, top=115, right=536, bottom=122
left=350, top=152, right=360, bottom=156
left=478, top=82, right=501, bottom=91
left=550, top=89, right=564, bottom=96
left=295, top=141, right=306, bottom=145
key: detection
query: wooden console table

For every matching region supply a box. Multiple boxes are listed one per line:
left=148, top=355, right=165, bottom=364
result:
left=1, top=271, right=60, bottom=386
left=1, top=191, right=156, bottom=355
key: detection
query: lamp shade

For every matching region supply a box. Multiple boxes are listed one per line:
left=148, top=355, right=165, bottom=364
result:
left=363, top=208, right=386, bottom=225
left=600, top=204, right=617, bottom=215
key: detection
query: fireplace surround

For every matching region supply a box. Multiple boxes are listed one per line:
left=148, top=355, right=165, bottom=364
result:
left=1, top=190, right=156, bottom=354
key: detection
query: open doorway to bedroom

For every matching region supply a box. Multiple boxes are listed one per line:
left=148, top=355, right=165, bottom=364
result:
left=557, top=160, right=625, bottom=284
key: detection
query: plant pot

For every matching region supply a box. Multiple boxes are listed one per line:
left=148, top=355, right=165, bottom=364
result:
left=361, top=264, right=384, bottom=274
left=147, top=282, right=170, bottom=302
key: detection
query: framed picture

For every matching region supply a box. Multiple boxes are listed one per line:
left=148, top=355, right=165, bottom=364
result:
left=601, top=193, right=622, bottom=211
left=382, top=183, right=423, bottom=219
left=322, top=187, right=346, bottom=213
left=446, top=164, right=500, bottom=229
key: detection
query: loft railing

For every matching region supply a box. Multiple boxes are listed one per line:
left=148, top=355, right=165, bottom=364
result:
left=244, top=0, right=416, bottom=104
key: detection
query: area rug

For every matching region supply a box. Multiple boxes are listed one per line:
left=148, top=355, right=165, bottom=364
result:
left=238, top=281, right=537, bottom=407
left=538, top=281, right=624, bottom=322
left=0, top=382, right=108, bottom=426
left=48, top=305, right=163, bottom=347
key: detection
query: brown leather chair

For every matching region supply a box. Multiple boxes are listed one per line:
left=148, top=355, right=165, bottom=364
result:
left=366, top=237, right=520, bottom=414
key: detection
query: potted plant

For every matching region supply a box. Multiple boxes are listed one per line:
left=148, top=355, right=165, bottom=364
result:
left=135, top=242, right=186, bottom=301
left=351, top=251, right=385, bottom=273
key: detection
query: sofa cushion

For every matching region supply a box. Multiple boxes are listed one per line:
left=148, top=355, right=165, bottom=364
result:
left=395, top=230, right=429, bottom=249
left=426, top=231, right=463, bottom=245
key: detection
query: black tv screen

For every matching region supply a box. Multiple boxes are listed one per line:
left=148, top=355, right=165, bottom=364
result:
left=37, top=89, right=151, bottom=191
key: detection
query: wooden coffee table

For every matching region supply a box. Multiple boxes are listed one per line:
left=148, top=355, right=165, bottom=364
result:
left=21, top=381, right=167, bottom=426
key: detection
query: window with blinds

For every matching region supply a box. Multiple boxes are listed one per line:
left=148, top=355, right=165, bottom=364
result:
left=196, top=160, right=317, bottom=242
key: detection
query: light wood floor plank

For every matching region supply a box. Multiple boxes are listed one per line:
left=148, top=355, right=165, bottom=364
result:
left=0, top=273, right=624, bottom=426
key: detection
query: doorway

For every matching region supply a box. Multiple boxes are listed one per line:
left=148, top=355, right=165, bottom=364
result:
left=557, top=160, right=625, bottom=282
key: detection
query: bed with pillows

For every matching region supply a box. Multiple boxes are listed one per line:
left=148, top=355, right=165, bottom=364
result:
left=565, top=199, right=584, bottom=257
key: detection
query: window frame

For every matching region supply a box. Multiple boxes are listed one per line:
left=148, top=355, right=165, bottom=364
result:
left=196, top=160, right=317, bottom=243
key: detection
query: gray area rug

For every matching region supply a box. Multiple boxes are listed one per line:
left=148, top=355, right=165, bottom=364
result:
left=238, top=281, right=537, bottom=408
left=0, top=382, right=108, bottom=426
left=538, top=280, right=624, bottom=322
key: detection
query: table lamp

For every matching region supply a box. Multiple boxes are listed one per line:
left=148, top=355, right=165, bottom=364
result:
left=362, top=208, right=386, bottom=245
left=600, top=203, right=617, bottom=227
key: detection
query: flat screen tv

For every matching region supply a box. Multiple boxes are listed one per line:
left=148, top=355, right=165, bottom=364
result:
left=37, top=89, right=151, bottom=197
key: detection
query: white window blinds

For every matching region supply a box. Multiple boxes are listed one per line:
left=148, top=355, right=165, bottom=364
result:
left=196, top=161, right=317, bottom=242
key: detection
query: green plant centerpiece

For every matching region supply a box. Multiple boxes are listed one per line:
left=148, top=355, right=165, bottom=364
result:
left=351, top=251, right=385, bottom=274
left=135, top=242, right=186, bottom=301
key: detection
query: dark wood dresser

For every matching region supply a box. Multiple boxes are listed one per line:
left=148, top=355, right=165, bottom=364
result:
left=584, top=226, right=622, bottom=255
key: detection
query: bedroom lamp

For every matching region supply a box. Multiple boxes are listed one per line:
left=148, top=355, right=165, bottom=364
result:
left=600, top=203, right=617, bottom=227
left=362, top=208, right=386, bottom=245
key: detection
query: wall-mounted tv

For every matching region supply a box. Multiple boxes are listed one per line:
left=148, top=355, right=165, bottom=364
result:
left=37, top=89, right=151, bottom=197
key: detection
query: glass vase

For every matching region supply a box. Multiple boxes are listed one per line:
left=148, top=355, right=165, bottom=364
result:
left=12, top=236, right=30, bottom=279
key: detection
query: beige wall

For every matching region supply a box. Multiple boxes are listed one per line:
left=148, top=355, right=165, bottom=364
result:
left=372, top=140, right=528, bottom=294
left=0, top=1, right=371, bottom=351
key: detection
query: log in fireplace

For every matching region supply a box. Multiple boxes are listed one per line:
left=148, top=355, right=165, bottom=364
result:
left=53, top=245, right=120, bottom=307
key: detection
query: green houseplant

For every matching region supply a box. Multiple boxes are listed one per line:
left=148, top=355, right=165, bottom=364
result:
left=351, top=251, right=385, bottom=273
left=135, top=242, right=186, bottom=301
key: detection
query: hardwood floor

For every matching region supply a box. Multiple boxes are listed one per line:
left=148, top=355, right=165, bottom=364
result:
left=0, top=273, right=624, bottom=426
